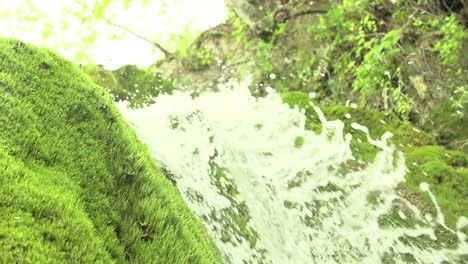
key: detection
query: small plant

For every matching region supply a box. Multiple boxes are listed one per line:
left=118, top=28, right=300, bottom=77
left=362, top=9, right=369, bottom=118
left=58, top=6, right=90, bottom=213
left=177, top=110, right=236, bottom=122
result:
left=184, top=48, right=214, bottom=71
left=451, top=84, right=468, bottom=116
left=173, top=24, right=200, bottom=59
left=315, top=3, right=411, bottom=115
left=255, top=23, right=287, bottom=74
left=434, top=15, right=466, bottom=67
left=195, top=48, right=214, bottom=67
left=353, top=29, right=403, bottom=110
left=232, top=13, right=249, bottom=44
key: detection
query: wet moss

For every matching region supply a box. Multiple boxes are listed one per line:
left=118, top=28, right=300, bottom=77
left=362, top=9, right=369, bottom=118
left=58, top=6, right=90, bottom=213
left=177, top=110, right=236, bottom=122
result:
left=281, top=91, right=437, bottom=162
left=206, top=156, right=261, bottom=254
left=421, top=99, right=468, bottom=153
left=82, top=64, right=175, bottom=109
left=281, top=91, right=467, bottom=232
left=404, top=146, right=467, bottom=229
left=0, top=37, right=221, bottom=263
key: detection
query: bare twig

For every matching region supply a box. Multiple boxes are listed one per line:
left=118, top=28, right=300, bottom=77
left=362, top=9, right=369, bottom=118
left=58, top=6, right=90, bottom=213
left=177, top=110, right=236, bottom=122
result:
left=290, top=9, right=328, bottom=19
left=74, top=0, right=171, bottom=57
left=224, top=59, right=250, bottom=69
left=102, top=18, right=172, bottom=57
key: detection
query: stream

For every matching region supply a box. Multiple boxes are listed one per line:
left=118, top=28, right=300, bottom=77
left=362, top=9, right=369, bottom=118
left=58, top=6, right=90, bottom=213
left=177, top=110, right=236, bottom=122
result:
left=117, top=79, right=467, bottom=263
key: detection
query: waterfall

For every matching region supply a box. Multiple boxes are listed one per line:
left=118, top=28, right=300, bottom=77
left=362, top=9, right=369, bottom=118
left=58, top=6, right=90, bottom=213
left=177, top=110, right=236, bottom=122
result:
left=117, top=79, right=467, bottom=263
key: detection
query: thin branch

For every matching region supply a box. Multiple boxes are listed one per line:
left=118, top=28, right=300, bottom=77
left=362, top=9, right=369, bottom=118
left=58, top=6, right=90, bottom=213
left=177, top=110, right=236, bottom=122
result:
left=74, top=0, right=171, bottom=57
left=365, top=32, right=386, bottom=37
left=102, top=17, right=172, bottom=57
left=224, top=59, right=250, bottom=69
left=290, top=9, right=328, bottom=19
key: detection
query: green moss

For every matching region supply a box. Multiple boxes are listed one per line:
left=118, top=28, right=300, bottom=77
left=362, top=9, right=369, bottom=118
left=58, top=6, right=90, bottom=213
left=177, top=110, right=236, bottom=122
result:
left=82, top=64, right=175, bottom=109
left=281, top=91, right=436, bottom=162
left=294, top=136, right=304, bottom=148
left=281, top=92, right=322, bottom=133
left=206, top=158, right=261, bottom=255
left=422, top=99, right=468, bottom=153
left=0, top=38, right=221, bottom=263
left=406, top=145, right=467, bottom=167
left=183, top=48, right=214, bottom=71
left=404, top=146, right=467, bottom=229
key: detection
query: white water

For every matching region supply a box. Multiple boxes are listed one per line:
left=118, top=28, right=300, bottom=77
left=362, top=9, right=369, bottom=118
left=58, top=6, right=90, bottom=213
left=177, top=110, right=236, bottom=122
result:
left=117, top=79, right=467, bottom=263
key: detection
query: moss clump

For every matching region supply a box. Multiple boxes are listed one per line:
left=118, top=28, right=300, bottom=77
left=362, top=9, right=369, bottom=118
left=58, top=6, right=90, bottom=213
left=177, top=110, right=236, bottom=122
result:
left=404, top=146, right=467, bottom=229
left=281, top=91, right=436, bottom=162
left=0, top=38, right=222, bottom=263
left=206, top=158, right=264, bottom=260
left=420, top=99, right=468, bottom=153
left=281, top=92, right=322, bottom=133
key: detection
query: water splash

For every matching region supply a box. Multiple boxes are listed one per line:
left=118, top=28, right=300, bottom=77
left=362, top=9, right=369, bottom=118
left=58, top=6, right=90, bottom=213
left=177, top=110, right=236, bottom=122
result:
left=117, top=79, right=467, bottom=263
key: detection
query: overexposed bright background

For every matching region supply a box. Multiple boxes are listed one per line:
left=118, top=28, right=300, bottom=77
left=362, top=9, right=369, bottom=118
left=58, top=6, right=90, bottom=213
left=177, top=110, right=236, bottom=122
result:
left=0, top=0, right=227, bottom=69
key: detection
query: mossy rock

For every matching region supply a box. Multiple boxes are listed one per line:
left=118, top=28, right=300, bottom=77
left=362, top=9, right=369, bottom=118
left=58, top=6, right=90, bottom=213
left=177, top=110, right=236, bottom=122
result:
left=282, top=91, right=467, bottom=231
left=281, top=91, right=436, bottom=162
left=0, top=38, right=221, bottom=263
left=82, top=64, right=175, bottom=109
left=421, top=99, right=468, bottom=153
left=404, top=146, right=467, bottom=229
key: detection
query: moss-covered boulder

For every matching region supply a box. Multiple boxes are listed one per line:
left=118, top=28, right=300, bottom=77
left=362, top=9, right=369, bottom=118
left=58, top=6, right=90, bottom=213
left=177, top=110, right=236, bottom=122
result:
left=404, top=145, right=467, bottom=229
left=82, top=64, right=175, bottom=109
left=0, top=38, right=222, bottom=263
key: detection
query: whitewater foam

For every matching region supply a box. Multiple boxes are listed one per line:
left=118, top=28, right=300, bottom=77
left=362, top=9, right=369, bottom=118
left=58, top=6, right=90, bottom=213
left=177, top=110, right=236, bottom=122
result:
left=117, top=80, right=467, bottom=263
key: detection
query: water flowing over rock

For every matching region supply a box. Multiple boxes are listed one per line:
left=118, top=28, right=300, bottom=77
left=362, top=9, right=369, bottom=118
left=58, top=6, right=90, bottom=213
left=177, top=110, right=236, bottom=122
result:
left=118, top=79, right=467, bottom=263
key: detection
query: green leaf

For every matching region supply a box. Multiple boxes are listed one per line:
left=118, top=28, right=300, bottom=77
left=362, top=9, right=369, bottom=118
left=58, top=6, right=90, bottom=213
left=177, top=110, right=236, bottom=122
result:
left=123, top=0, right=131, bottom=9
left=95, top=0, right=111, bottom=19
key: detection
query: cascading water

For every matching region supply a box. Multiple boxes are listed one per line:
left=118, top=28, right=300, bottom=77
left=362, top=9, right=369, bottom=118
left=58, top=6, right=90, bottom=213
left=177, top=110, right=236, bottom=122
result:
left=117, top=79, right=467, bottom=263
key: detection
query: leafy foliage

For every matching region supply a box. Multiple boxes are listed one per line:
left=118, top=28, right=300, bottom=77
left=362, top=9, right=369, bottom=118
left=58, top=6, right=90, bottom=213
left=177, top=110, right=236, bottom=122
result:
left=255, top=23, right=287, bottom=74
left=435, top=15, right=467, bottom=66
left=313, top=0, right=467, bottom=119
left=316, top=4, right=405, bottom=115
